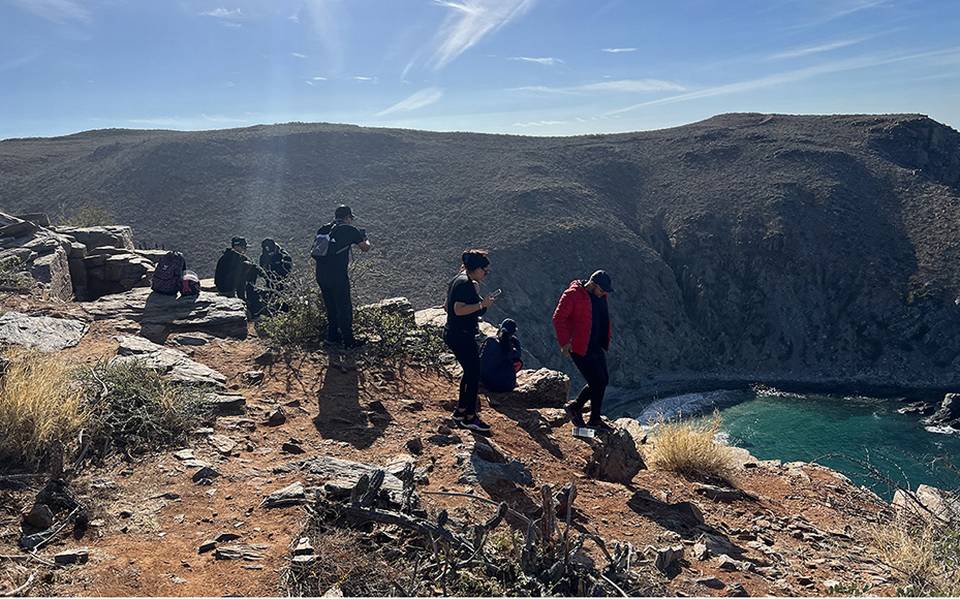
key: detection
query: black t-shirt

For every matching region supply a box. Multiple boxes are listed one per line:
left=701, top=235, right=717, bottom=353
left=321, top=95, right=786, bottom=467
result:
left=316, top=222, right=366, bottom=272
left=587, top=292, right=609, bottom=354
left=445, top=273, right=486, bottom=335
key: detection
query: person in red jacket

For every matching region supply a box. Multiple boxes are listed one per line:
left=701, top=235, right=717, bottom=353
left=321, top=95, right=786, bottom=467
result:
left=552, top=270, right=614, bottom=432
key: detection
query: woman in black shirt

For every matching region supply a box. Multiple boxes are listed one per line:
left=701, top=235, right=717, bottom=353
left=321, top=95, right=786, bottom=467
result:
left=444, top=249, right=498, bottom=432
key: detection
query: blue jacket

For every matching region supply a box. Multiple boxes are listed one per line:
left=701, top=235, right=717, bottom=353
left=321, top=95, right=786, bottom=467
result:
left=480, top=335, right=523, bottom=392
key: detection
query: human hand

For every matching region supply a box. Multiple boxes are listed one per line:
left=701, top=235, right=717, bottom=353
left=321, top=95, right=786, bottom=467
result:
left=561, top=343, right=571, bottom=357
left=481, top=295, right=496, bottom=308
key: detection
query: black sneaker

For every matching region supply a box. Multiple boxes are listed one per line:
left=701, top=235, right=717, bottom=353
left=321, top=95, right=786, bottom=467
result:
left=451, top=410, right=466, bottom=423
left=565, top=402, right=587, bottom=428
left=460, top=416, right=491, bottom=433
left=588, top=419, right=615, bottom=433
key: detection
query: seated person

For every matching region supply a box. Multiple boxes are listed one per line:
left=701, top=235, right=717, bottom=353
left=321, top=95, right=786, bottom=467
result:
left=479, top=318, right=524, bottom=393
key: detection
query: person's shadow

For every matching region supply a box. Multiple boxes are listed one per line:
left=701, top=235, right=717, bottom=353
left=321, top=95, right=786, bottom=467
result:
left=313, top=358, right=392, bottom=449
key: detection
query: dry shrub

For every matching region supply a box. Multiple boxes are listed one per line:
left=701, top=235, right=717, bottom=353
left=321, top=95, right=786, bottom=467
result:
left=0, top=350, right=88, bottom=469
left=870, top=514, right=960, bottom=596
left=647, top=414, right=736, bottom=484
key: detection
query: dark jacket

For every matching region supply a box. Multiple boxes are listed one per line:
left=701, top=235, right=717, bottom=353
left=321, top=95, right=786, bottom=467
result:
left=480, top=335, right=523, bottom=392
left=259, top=245, right=292, bottom=283
left=214, top=248, right=252, bottom=299
left=552, top=279, right=612, bottom=356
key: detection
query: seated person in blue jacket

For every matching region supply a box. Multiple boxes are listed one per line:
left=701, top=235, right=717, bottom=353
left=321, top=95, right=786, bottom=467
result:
left=480, top=318, right=524, bottom=392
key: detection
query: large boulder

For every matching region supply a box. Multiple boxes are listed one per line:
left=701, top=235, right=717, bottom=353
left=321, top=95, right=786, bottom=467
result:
left=359, top=297, right=416, bottom=327
left=84, top=252, right=153, bottom=298
left=414, top=306, right=498, bottom=337
left=457, top=436, right=533, bottom=487
left=30, top=245, right=73, bottom=300
left=52, top=226, right=134, bottom=250
left=111, top=335, right=227, bottom=387
left=922, top=394, right=960, bottom=429
left=84, top=288, right=247, bottom=342
left=0, top=312, right=89, bottom=352
left=585, top=425, right=646, bottom=484
left=892, top=484, right=960, bottom=521
left=488, top=368, right=570, bottom=408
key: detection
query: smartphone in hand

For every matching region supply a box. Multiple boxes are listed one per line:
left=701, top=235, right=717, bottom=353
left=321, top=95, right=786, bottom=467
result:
left=490, top=288, right=503, bottom=299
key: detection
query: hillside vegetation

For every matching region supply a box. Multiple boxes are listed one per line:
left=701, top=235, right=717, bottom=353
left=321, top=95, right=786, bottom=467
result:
left=2, top=113, right=959, bottom=391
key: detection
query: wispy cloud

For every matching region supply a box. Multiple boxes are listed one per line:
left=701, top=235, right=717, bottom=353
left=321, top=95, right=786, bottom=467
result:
left=768, top=37, right=869, bottom=60
left=428, top=0, right=538, bottom=70
left=608, top=46, right=960, bottom=115
left=353, top=76, right=376, bottom=81
left=512, top=120, right=567, bottom=127
left=11, top=0, right=90, bottom=24
left=512, top=78, right=686, bottom=95
left=376, top=87, right=444, bottom=116
left=601, top=47, right=637, bottom=54
left=312, top=76, right=328, bottom=81
left=508, top=56, right=563, bottom=66
left=199, top=8, right=243, bottom=19
left=291, top=52, right=308, bottom=59
left=788, top=0, right=888, bottom=29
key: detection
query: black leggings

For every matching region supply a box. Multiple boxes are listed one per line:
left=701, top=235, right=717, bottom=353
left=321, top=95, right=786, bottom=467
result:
left=572, top=350, right=608, bottom=422
left=444, top=330, right=480, bottom=416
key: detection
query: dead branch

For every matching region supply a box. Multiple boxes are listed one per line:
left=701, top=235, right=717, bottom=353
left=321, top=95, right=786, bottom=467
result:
left=0, top=571, right=36, bottom=597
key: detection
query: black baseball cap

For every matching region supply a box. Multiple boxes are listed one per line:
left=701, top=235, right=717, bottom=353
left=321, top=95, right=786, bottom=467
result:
left=231, top=236, right=248, bottom=248
left=334, top=205, right=355, bottom=219
left=589, top=270, right=614, bottom=293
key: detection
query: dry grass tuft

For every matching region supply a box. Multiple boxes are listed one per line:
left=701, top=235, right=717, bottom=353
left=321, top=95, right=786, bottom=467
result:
left=647, top=414, right=737, bottom=484
left=869, top=514, right=960, bottom=596
left=0, top=350, right=88, bottom=469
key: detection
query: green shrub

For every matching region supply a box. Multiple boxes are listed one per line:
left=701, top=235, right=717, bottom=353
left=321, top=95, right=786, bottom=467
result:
left=57, top=202, right=116, bottom=227
left=256, top=272, right=329, bottom=347
left=354, top=306, right=448, bottom=370
left=78, top=361, right=206, bottom=460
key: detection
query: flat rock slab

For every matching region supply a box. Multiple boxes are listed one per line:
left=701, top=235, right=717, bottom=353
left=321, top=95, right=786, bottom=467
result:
left=294, top=456, right=405, bottom=503
left=0, top=312, right=88, bottom=352
left=112, top=335, right=226, bottom=387
left=85, top=288, right=247, bottom=342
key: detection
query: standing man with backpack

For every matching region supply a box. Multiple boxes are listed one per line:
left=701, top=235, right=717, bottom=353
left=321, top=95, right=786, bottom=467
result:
left=312, top=205, right=371, bottom=348
left=552, top=270, right=615, bottom=434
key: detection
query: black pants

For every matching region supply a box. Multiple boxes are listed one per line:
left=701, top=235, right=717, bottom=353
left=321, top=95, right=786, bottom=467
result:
left=317, top=268, right=353, bottom=343
left=445, top=330, right=480, bottom=416
left=572, top=350, right=608, bottom=422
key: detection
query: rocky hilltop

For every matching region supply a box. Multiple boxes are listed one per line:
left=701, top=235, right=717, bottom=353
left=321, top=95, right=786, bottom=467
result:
left=2, top=113, right=959, bottom=393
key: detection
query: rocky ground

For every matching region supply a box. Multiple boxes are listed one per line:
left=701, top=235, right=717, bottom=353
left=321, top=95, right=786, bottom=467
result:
left=0, top=286, right=907, bottom=597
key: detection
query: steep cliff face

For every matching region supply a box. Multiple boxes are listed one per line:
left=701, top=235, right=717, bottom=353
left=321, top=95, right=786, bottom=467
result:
left=2, top=113, right=959, bottom=391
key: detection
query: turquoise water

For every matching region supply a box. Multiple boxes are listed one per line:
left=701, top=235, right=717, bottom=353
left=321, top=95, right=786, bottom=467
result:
left=718, top=391, right=960, bottom=499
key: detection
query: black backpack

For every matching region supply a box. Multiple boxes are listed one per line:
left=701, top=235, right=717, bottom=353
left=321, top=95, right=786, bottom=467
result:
left=152, top=251, right=186, bottom=295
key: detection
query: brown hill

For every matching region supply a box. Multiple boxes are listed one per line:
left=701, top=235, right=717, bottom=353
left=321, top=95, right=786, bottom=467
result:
left=2, top=113, right=960, bottom=392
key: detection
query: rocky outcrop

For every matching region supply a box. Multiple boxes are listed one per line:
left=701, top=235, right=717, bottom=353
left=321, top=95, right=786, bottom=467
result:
left=922, top=393, right=960, bottom=430
left=414, top=306, right=498, bottom=338
left=0, top=212, right=74, bottom=300
left=585, top=423, right=646, bottom=484
left=457, top=436, right=533, bottom=487
left=360, top=297, right=416, bottom=326
left=0, top=312, right=89, bottom=352
left=52, top=225, right=135, bottom=251
left=85, top=288, right=247, bottom=342
left=487, top=368, right=570, bottom=408
left=82, top=247, right=155, bottom=299
left=892, top=484, right=960, bottom=521
left=111, top=335, right=227, bottom=387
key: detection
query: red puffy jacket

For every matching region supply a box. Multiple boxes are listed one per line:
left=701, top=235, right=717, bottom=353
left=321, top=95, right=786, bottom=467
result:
left=552, top=280, right=612, bottom=357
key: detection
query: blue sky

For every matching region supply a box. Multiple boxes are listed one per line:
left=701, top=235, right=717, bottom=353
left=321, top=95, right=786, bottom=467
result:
left=1, top=0, right=959, bottom=139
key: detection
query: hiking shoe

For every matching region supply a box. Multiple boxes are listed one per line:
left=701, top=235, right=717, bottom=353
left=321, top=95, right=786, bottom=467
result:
left=565, top=402, right=587, bottom=428
left=587, top=419, right=615, bottom=433
left=459, top=416, right=491, bottom=433
left=451, top=410, right=466, bottom=423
